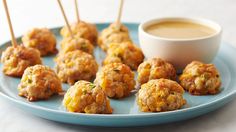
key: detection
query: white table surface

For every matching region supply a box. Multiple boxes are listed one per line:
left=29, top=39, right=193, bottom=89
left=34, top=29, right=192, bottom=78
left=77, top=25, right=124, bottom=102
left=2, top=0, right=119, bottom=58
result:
left=0, top=0, right=236, bottom=131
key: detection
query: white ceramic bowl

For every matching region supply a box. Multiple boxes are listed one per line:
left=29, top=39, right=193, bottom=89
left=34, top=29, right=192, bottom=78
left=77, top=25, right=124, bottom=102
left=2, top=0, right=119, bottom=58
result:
left=139, top=17, right=222, bottom=71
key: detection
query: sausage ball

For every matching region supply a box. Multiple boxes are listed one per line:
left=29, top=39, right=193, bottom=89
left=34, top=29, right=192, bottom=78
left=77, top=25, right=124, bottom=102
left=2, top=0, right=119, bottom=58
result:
left=137, top=58, right=176, bottom=85
left=94, top=63, right=135, bottom=99
left=60, top=21, right=98, bottom=45
left=55, top=50, right=98, bottom=85
left=179, top=61, right=221, bottom=95
left=18, top=65, right=63, bottom=101
left=22, top=28, right=57, bottom=56
left=98, top=23, right=132, bottom=51
left=63, top=80, right=113, bottom=114
left=1, top=45, right=42, bottom=77
left=103, top=42, right=144, bottom=70
left=60, top=37, right=94, bottom=55
left=137, top=79, right=186, bottom=112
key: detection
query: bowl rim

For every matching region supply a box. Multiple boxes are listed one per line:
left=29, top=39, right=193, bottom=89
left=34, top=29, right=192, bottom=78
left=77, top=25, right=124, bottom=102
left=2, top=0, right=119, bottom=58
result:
left=139, top=17, right=222, bottom=42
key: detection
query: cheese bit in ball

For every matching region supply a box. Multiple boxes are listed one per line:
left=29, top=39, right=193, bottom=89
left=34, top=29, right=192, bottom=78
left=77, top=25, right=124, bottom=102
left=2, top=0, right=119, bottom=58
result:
left=63, top=80, right=113, bottom=114
left=60, top=21, right=98, bottom=45
left=98, top=23, right=132, bottom=51
left=22, top=28, right=58, bottom=56
left=55, top=50, right=98, bottom=85
left=18, top=65, right=63, bottom=101
left=94, top=63, right=135, bottom=99
left=60, top=37, right=94, bottom=55
left=1, top=45, right=42, bottom=77
left=137, top=58, right=176, bottom=85
left=103, top=42, right=144, bottom=70
left=179, top=61, right=221, bottom=95
left=137, top=79, right=186, bottom=112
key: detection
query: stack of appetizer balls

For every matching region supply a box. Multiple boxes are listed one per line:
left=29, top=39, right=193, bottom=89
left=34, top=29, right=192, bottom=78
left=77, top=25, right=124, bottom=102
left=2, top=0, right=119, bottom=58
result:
left=1, top=22, right=221, bottom=114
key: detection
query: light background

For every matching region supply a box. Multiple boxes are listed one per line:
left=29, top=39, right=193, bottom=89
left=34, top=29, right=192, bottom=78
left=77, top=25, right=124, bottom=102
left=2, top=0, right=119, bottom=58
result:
left=0, top=0, right=236, bottom=132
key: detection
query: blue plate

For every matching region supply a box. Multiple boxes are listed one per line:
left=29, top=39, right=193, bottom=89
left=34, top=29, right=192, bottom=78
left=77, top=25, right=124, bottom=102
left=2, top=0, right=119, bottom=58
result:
left=0, top=23, right=236, bottom=127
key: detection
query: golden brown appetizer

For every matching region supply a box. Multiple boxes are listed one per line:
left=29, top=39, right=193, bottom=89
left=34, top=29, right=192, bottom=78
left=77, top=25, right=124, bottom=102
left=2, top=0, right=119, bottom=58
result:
left=60, top=21, right=98, bottom=45
left=103, top=42, right=144, bottom=70
left=60, top=37, right=94, bottom=55
left=63, top=80, right=113, bottom=114
left=18, top=65, right=63, bottom=101
left=98, top=23, right=132, bottom=51
left=94, top=63, right=135, bottom=99
left=22, top=28, right=57, bottom=56
left=179, top=61, right=221, bottom=95
left=1, top=45, right=42, bottom=77
left=55, top=50, right=98, bottom=85
left=137, top=79, right=186, bottom=112
left=137, top=58, right=176, bottom=85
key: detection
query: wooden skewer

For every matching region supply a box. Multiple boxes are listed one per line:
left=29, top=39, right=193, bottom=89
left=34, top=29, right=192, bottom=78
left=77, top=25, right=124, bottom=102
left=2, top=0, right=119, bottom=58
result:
left=74, top=0, right=80, bottom=22
left=3, top=0, right=18, bottom=47
left=57, top=0, right=74, bottom=38
left=116, top=0, right=124, bottom=29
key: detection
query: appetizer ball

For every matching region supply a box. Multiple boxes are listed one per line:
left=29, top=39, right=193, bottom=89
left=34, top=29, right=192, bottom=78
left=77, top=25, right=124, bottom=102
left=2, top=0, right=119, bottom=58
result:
left=137, top=79, right=186, bottom=112
left=22, top=28, right=57, bottom=56
left=1, top=45, right=42, bottom=77
left=63, top=80, right=112, bottom=114
left=18, top=65, right=63, bottom=101
left=94, top=63, right=135, bottom=99
left=55, top=50, right=98, bottom=85
left=60, top=37, right=94, bottom=55
left=103, top=42, right=144, bottom=70
left=98, top=23, right=132, bottom=51
left=179, top=61, right=221, bottom=95
left=60, top=21, right=98, bottom=45
left=137, top=58, right=176, bottom=85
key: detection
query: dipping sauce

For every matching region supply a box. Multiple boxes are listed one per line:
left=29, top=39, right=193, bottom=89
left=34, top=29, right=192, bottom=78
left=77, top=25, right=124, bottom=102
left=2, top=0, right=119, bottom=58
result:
left=145, top=21, right=216, bottom=39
